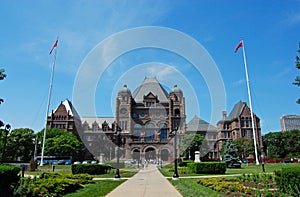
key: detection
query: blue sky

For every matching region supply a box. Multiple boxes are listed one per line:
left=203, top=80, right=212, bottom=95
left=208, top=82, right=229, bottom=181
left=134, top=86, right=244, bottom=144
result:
left=0, top=0, right=299, bottom=134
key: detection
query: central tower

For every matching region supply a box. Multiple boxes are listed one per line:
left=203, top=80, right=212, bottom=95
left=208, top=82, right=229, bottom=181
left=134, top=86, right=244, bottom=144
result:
left=115, top=77, right=186, bottom=161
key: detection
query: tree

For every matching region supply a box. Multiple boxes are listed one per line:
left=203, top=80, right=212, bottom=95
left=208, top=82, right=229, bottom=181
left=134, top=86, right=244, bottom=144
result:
left=263, top=130, right=300, bottom=159
left=5, top=128, right=35, bottom=161
left=179, top=133, right=206, bottom=160
left=0, top=69, right=6, bottom=106
left=36, top=128, right=84, bottom=159
left=293, top=43, right=300, bottom=104
left=232, top=138, right=255, bottom=160
left=223, top=139, right=241, bottom=168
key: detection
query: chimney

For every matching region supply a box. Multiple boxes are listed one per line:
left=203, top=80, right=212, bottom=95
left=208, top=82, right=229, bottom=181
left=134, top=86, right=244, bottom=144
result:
left=222, top=111, right=227, bottom=120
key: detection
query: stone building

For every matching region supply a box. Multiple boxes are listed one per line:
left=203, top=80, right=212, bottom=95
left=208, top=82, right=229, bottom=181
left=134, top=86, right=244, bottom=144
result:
left=216, top=101, right=262, bottom=153
left=186, top=115, right=218, bottom=159
left=46, top=83, right=262, bottom=163
left=114, top=77, right=186, bottom=162
left=46, top=99, right=81, bottom=137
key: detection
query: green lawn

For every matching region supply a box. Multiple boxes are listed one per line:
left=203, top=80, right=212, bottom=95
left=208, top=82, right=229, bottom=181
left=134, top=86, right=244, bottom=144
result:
left=169, top=178, right=222, bottom=197
left=63, top=180, right=125, bottom=197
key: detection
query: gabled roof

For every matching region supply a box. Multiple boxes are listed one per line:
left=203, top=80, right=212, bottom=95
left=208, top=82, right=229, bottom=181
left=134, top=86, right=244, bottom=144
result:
left=132, top=77, right=169, bottom=103
left=186, top=115, right=217, bottom=132
left=227, top=101, right=246, bottom=120
left=52, top=99, right=80, bottom=119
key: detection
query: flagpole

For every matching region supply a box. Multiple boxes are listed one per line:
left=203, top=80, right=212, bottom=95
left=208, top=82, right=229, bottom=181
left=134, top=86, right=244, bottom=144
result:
left=241, top=40, right=260, bottom=165
left=40, top=38, right=58, bottom=166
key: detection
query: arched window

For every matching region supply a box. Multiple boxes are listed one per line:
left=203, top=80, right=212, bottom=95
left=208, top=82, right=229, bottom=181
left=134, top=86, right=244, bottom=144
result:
left=159, top=123, right=168, bottom=141
left=146, top=123, right=155, bottom=141
left=133, top=124, right=142, bottom=141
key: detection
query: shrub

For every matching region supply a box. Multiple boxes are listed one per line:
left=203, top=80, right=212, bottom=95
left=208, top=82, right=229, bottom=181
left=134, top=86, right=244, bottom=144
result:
left=13, top=173, right=93, bottom=197
left=178, top=160, right=193, bottom=167
left=72, top=164, right=112, bottom=175
left=187, top=162, right=226, bottom=174
left=275, top=166, right=300, bottom=196
left=197, top=178, right=244, bottom=192
left=0, top=164, right=20, bottom=196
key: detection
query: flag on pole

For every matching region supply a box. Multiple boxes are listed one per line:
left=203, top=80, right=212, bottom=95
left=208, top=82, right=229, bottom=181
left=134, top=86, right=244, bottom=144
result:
left=49, top=39, right=58, bottom=55
left=234, top=41, right=243, bottom=53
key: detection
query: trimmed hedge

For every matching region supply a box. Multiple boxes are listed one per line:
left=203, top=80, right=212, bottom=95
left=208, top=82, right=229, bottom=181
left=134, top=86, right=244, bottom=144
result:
left=275, top=166, right=300, bottom=196
left=72, top=164, right=112, bottom=175
left=179, top=160, right=193, bottom=167
left=0, top=164, right=20, bottom=196
left=187, top=162, right=226, bottom=174
left=13, top=173, right=93, bottom=196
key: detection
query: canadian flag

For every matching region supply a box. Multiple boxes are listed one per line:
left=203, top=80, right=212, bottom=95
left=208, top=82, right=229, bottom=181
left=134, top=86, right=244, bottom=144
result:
left=49, top=39, right=58, bottom=55
left=234, top=41, right=243, bottom=53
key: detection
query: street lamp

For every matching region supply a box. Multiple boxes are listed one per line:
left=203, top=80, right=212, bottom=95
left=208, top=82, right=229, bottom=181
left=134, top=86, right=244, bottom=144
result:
left=1, top=123, right=11, bottom=163
left=114, top=124, right=122, bottom=179
left=172, top=127, right=179, bottom=179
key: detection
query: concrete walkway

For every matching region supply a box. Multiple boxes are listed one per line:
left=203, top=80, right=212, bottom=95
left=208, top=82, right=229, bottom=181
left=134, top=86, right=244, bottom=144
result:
left=106, top=164, right=182, bottom=197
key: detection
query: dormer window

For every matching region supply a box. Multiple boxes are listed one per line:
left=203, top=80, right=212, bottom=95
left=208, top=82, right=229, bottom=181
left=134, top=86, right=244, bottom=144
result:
left=146, top=101, right=155, bottom=107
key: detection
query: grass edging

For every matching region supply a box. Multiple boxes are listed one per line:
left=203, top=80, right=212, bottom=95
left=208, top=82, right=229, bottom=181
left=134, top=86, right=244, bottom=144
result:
left=63, top=180, right=125, bottom=197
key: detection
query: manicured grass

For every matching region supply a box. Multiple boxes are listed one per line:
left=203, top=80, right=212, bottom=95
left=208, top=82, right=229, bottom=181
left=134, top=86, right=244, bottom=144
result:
left=160, top=163, right=300, bottom=177
left=169, top=178, right=222, bottom=197
left=63, top=180, right=125, bottom=197
left=226, top=162, right=300, bottom=175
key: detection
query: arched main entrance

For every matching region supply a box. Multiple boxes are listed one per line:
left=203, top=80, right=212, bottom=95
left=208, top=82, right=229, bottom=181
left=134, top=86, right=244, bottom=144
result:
left=145, top=147, right=156, bottom=161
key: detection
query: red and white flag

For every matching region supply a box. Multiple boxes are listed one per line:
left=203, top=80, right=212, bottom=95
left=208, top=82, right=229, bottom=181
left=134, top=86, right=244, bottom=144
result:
left=49, top=39, right=58, bottom=55
left=234, top=41, right=243, bottom=53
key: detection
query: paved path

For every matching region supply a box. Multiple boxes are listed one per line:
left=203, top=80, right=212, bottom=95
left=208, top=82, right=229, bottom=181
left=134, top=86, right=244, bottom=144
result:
left=106, top=164, right=182, bottom=197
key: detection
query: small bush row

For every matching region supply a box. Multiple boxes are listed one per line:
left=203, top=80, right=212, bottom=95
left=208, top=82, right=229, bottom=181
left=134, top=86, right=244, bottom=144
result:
left=187, top=162, right=226, bottom=174
left=197, top=178, right=249, bottom=193
left=0, top=164, right=20, bottom=196
left=13, top=173, right=93, bottom=197
left=72, top=164, right=112, bottom=175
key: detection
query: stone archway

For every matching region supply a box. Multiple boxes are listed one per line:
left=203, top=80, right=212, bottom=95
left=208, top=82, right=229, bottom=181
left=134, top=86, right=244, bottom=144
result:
left=145, top=147, right=156, bottom=161
left=161, top=149, right=169, bottom=161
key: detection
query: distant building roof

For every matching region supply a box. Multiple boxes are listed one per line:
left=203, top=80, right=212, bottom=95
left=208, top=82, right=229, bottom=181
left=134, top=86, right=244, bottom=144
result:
left=132, top=77, right=169, bottom=103
left=280, top=115, right=300, bottom=132
left=80, top=117, right=115, bottom=127
left=53, top=99, right=80, bottom=118
left=186, top=115, right=217, bottom=132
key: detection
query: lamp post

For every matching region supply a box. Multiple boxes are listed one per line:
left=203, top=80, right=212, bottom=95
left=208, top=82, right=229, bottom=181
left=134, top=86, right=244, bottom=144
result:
left=173, top=127, right=179, bottom=179
left=114, top=125, right=122, bottom=179
left=1, top=124, right=11, bottom=163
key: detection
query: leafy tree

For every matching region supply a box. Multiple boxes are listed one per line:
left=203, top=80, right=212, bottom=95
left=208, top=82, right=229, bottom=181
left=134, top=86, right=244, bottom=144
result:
left=5, top=128, right=35, bottom=161
left=179, top=133, right=206, bottom=159
left=36, top=128, right=84, bottom=158
left=232, top=138, right=255, bottom=160
left=293, top=43, right=300, bottom=104
left=263, top=130, right=300, bottom=159
left=0, top=69, right=6, bottom=106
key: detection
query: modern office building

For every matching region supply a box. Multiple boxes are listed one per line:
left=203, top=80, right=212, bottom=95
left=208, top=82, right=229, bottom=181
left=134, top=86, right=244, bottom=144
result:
left=280, top=115, right=300, bottom=132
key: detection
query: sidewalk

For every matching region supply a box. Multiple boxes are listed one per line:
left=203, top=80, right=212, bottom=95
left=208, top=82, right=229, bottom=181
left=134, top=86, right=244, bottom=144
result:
left=106, top=164, right=182, bottom=197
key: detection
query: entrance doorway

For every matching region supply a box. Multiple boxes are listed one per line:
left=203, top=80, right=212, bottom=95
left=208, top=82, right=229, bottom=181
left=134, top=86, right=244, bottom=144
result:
left=145, top=147, right=156, bottom=161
